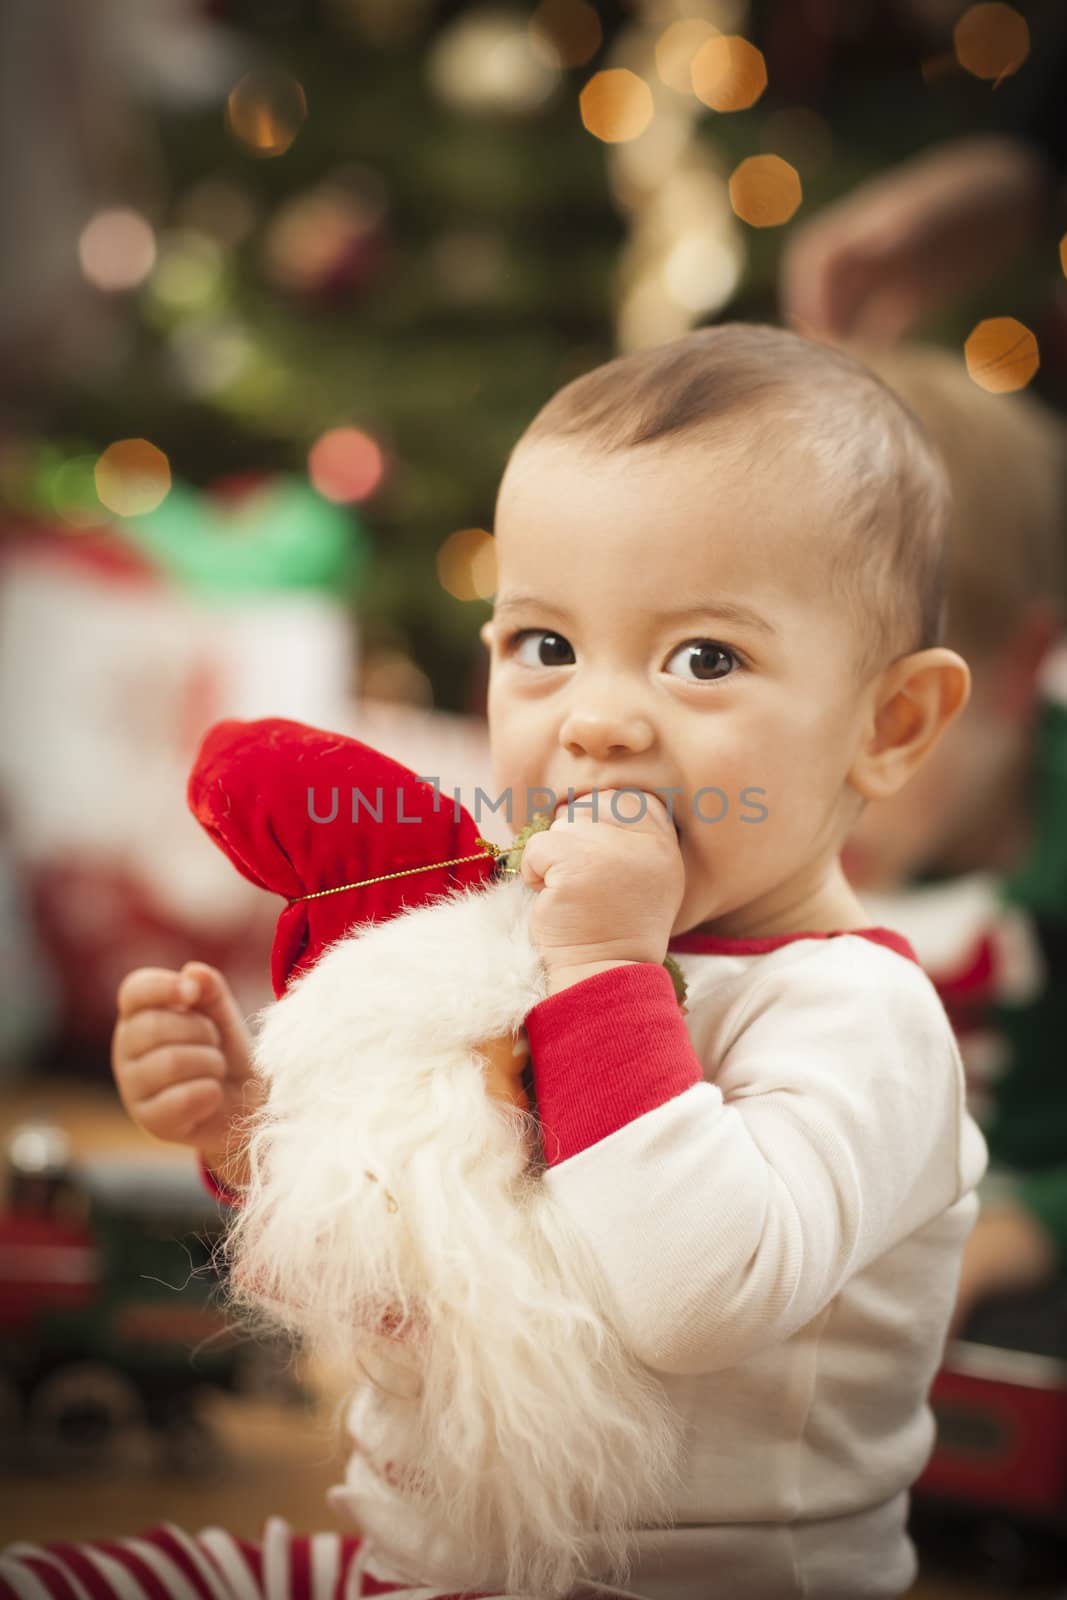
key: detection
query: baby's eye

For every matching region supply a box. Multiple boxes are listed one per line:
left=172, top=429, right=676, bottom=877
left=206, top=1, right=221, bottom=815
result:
left=508, top=629, right=576, bottom=667
left=664, top=640, right=739, bottom=682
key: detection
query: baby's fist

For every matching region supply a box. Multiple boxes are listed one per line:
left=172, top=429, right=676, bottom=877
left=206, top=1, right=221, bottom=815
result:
left=112, top=963, right=260, bottom=1167
left=520, top=788, right=685, bottom=977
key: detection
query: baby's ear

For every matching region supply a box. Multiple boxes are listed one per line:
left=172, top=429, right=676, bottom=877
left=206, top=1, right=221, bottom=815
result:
left=847, top=648, right=971, bottom=802
left=479, top=620, right=494, bottom=651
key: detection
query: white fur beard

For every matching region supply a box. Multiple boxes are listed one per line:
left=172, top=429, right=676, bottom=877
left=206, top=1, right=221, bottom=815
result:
left=224, top=873, right=687, bottom=1599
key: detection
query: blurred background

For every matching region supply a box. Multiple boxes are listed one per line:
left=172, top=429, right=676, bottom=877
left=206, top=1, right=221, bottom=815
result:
left=2, top=0, right=1066, bottom=1592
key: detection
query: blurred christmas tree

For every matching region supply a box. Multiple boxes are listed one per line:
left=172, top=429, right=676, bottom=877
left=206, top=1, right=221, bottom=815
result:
left=3, top=0, right=1062, bottom=713
left=22, top=0, right=645, bottom=714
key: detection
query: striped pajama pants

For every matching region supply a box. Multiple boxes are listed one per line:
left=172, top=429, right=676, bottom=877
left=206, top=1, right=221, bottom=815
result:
left=0, top=1522, right=642, bottom=1600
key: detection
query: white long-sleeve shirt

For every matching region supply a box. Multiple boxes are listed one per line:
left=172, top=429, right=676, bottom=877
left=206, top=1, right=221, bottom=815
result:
left=516, top=924, right=988, bottom=1599
left=322, top=922, right=987, bottom=1599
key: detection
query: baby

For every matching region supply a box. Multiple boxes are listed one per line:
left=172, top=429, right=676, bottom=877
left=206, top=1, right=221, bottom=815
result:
left=111, top=323, right=987, bottom=1600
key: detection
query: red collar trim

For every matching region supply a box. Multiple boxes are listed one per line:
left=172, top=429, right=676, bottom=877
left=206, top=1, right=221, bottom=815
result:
left=667, top=926, right=920, bottom=966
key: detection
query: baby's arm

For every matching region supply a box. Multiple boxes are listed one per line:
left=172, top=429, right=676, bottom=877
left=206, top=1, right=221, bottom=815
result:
left=525, top=947, right=987, bottom=1374
left=112, top=962, right=263, bottom=1194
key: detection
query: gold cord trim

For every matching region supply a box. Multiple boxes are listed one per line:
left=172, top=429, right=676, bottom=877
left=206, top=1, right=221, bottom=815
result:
left=288, top=837, right=515, bottom=903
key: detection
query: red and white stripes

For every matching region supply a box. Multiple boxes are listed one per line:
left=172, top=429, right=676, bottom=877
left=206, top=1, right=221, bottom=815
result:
left=0, top=1522, right=644, bottom=1600
left=1, top=1522, right=408, bottom=1600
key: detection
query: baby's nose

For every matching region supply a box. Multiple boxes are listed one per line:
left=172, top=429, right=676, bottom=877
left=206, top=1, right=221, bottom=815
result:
left=559, top=708, right=655, bottom=760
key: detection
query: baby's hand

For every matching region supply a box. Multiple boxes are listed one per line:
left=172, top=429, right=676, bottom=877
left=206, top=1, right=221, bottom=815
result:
left=112, top=962, right=263, bottom=1188
left=520, top=789, right=685, bottom=989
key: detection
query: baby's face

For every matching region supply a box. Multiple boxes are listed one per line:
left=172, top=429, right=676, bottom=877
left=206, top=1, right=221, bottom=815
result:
left=483, top=435, right=875, bottom=936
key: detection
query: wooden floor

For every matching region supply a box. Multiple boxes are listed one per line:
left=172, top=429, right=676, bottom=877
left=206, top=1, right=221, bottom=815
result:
left=0, top=1388, right=347, bottom=1545
left=3, top=1388, right=1060, bottom=1598
left=1, top=1081, right=1061, bottom=1597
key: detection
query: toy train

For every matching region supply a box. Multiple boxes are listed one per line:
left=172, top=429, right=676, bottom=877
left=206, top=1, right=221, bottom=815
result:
left=911, top=1284, right=1067, bottom=1583
left=0, top=1119, right=301, bottom=1471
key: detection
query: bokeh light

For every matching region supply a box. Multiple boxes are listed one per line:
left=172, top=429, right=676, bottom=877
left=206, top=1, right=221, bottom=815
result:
left=262, top=175, right=387, bottom=297
left=663, top=232, right=742, bottom=314
left=94, top=440, right=172, bottom=517
left=619, top=278, right=693, bottom=351
left=655, top=19, right=720, bottom=95
left=78, top=209, right=157, bottom=292
left=147, top=231, right=226, bottom=318
left=308, top=427, right=385, bottom=503
left=47, top=455, right=100, bottom=525
left=691, top=36, right=767, bottom=113
left=431, top=12, right=558, bottom=114
left=169, top=319, right=254, bottom=398
left=964, top=317, right=1039, bottom=393
left=436, top=527, right=497, bottom=602
left=215, top=354, right=293, bottom=425
left=609, top=110, right=692, bottom=205
left=528, top=0, right=602, bottom=69
left=953, top=3, right=1029, bottom=82
left=728, top=155, right=802, bottom=227
left=580, top=69, right=654, bottom=144
left=225, top=70, right=308, bottom=157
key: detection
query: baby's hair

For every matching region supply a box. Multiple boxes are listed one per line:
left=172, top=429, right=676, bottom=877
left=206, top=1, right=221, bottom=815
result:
left=849, top=340, right=1067, bottom=663
left=511, top=323, right=952, bottom=679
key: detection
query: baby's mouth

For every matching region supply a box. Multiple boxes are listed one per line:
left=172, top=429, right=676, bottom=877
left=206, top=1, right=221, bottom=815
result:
left=551, top=790, right=683, bottom=839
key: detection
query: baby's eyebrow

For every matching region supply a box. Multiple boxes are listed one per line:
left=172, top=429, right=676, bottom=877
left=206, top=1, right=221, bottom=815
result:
left=493, top=592, right=777, bottom=637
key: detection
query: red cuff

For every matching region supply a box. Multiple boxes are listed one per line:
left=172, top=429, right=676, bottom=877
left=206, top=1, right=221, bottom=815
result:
left=199, top=1154, right=241, bottom=1208
left=525, top=962, right=704, bottom=1166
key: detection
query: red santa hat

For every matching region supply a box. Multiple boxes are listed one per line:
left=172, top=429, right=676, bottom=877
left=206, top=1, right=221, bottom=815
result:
left=185, top=716, right=685, bottom=1600
left=186, top=716, right=499, bottom=999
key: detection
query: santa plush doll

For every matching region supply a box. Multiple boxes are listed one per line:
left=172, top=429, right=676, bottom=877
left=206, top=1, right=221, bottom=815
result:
left=187, top=717, right=689, bottom=1600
